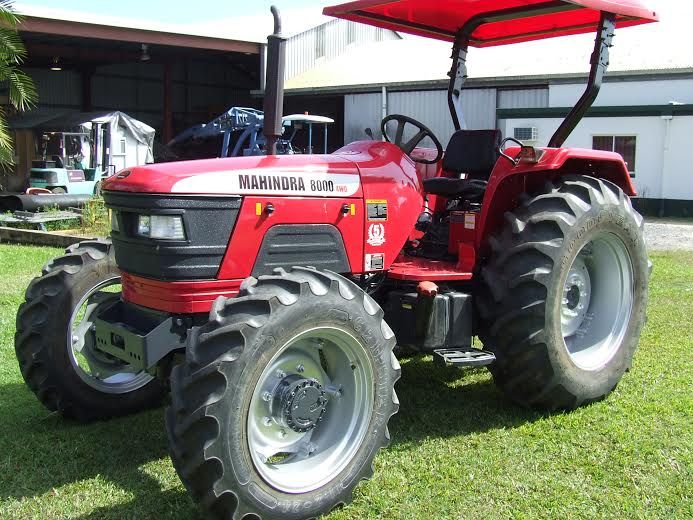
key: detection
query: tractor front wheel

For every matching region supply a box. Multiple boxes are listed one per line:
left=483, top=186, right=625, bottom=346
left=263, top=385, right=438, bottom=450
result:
left=166, top=267, right=400, bottom=520
left=478, top=175, right=649, bottom=410
left=15, top=239, right=165, bottom=421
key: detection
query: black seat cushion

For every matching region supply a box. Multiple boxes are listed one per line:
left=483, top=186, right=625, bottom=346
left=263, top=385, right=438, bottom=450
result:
left=442, top=129, right=502, bottom=180
left=422, top=177, right=487, bottom=202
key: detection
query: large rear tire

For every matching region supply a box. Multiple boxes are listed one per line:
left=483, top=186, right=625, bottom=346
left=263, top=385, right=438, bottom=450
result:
left=477, top=175, right=649, bottom=410
left=15, top=239, right=165, bottom=421
left=166, top=267, right=400, bottom=520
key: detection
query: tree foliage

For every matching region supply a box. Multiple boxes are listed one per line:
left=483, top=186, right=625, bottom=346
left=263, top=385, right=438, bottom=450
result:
left=0, top=0, right=37, bottom=166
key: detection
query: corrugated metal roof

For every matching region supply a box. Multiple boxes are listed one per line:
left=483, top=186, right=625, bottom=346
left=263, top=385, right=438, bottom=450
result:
left=287, top=0, right=692, bottom=90
left=189, top=7, right=338, bottom=42
left=15, top=2, right=337, bottom=43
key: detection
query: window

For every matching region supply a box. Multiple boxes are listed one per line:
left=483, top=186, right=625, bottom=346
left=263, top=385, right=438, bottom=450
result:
left=592, top=135, right=637, bottom=176
left=119, top=139, right=127, bottom=154
left=315, top=25, right=326, bottom=59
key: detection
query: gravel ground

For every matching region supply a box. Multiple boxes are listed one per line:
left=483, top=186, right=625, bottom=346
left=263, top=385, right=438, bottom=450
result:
left=644, top=220, right=693, bottom=251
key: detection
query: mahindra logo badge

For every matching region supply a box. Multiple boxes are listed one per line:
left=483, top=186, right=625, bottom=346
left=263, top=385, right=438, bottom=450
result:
left=116, top=170, right=131, bottom=179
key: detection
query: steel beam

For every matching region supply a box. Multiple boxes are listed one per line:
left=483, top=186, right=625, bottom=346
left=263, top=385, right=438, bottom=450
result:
left=20, top=17, right=260, bottom=55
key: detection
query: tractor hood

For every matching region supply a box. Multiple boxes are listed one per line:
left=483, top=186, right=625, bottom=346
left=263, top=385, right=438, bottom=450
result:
left=102, top=155, right=363, bottom=197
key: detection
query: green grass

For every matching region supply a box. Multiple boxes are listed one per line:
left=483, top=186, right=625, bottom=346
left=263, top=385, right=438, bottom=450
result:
left=0, top=244, right=691, bottom=519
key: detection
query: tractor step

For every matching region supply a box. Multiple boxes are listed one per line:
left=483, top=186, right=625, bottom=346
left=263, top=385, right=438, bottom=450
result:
left=433, top=348, right=496, bottom=368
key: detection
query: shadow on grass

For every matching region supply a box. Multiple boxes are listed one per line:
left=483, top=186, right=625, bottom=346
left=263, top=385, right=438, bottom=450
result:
left=389, top=355, right=549, bottom=447
left=0, top=381, right=198, bottom=518
left=1, top=356, right=547, bottom=518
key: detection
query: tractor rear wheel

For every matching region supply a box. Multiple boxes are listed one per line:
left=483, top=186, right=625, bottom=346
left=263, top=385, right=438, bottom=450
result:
left=478, top=175, right=649, bottom=410
left=15, top=239, right=165, bottom=421
left=166, top=267, right=400, bottom=520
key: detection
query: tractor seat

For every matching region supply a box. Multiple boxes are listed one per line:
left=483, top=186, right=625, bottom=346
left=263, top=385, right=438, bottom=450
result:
left=423, top=129, right=501, bottom=201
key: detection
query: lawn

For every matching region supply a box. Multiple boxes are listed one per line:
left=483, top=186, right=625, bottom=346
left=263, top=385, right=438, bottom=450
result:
left=0, top=244, right=690, bottom=519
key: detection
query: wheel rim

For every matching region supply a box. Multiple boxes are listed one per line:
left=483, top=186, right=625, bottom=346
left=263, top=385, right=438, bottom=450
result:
left=247, top=326, right=374, bottom=494
left=561, top=232, right=634, bottom=371
left=67, top=276, right=153, bottom=393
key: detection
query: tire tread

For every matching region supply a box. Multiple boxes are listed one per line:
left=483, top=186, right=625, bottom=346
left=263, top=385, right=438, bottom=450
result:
left=478, top=175, right=646, bottom=410
left=166, top=266, right=400, bottom=520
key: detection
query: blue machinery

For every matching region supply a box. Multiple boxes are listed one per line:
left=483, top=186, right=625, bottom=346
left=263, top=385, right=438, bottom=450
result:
left=168, top=107, right=334, bottom=158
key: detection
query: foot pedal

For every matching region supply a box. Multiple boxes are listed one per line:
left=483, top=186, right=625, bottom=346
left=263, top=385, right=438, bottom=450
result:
left=433, top=348, right=496, bottom=368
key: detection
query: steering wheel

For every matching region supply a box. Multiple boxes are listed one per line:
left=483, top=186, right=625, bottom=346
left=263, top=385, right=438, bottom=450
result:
left=381, top=114, right=443, bottom=165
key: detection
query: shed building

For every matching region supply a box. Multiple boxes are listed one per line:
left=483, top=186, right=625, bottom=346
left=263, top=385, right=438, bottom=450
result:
left=5, top=4, right=396, bottom=190
left=282, top=1, right=693, bottom=216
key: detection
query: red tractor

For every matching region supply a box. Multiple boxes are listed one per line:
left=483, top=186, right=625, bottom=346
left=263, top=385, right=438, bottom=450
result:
left=15, top=1, right=657, bottom=519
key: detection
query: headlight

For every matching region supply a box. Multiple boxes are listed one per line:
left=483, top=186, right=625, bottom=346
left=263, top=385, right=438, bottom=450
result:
left=137, top=215, right=186, bottom=240
left=110, top=210, right=119, bottom=232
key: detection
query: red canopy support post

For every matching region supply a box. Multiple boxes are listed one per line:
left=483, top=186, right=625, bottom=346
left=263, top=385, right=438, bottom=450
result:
left=549, top=11, right=616, bottom=148
left=447, top=35, right=469, bottom=131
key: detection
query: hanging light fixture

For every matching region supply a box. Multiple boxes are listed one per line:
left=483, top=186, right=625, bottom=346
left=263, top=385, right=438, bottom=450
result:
left=50, top=56, right=62, bottom=71
left=140, top=44, right=151, bottom=62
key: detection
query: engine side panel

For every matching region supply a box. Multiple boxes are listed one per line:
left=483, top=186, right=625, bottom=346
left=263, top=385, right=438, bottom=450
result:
left=217, top=196, right=365, bottom=279
left=252, top=224, right=350, bottom=276
left=335, top=140, right=424, bottom=272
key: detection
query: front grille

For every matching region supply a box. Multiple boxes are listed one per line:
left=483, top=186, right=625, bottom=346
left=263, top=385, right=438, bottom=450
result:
left=104, top=191, right=241, bottom=280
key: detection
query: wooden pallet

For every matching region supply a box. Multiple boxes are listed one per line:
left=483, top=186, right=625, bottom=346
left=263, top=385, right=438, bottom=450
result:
left=0, top=209, right=81, bottom=231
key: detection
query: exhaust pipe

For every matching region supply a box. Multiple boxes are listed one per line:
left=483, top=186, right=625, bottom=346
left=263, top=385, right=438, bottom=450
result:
left=262, top=6, right=287, bottom=155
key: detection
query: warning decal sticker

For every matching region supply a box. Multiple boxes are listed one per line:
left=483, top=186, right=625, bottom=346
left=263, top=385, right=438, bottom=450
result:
left=366, top=199, right=388, bottom=221
left=365, top=253, right=385, bottom=271
left=367, top=223, right=386, bottom=246
left=464, top=213, right=476, bottom=230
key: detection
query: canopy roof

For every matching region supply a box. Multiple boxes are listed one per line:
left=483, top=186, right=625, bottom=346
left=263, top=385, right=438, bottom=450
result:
left=323, top=0, right=658, bottom=47
left=282, top=114, right=335, bottom=124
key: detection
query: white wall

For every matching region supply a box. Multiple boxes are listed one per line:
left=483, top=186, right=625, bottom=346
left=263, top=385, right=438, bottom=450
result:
left=499, top=115, right=693, bottom=201
left=550, top=79, right=693, bottom=107
left=661, top=116, right=693, bottom=201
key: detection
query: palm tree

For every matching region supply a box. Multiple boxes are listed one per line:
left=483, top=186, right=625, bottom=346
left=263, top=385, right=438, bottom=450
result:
left=0, top=0, right=36, bottom=166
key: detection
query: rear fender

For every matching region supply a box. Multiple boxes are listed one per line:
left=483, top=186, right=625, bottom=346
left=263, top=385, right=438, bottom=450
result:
left=476, top=147, right=635, bottom=253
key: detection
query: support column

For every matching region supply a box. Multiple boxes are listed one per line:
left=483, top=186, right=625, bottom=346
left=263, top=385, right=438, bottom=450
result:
left=163, top=62, right=173, bottom=144
left=81, top=67, right=93, bottom=112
